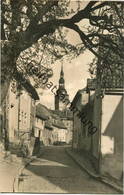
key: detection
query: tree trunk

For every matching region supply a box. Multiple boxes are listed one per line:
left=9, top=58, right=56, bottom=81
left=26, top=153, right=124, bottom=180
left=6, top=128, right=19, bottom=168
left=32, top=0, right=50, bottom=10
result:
left=1, top=41, right=19, bottom=105
left=1, top=41, right=20, bottom=151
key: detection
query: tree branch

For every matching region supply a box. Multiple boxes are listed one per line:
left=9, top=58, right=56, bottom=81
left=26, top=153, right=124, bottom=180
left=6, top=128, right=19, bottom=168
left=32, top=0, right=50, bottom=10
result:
left=61, top=22, right=100, bottom=58
left=27, top=1, right=58, bottom=29
left=17, top=1, right=123, bottom=61
left=91, top=2, right=109, bottom=11
left=87, top=33, right=124, bottom=59
left=84, top=1, right=98, bottom=10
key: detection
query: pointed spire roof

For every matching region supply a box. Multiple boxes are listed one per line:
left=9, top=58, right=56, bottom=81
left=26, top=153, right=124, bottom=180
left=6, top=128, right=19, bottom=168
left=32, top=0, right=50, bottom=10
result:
left=60, top=64, right=64, bottom=77
left=59, top=64, right=65, bottom=85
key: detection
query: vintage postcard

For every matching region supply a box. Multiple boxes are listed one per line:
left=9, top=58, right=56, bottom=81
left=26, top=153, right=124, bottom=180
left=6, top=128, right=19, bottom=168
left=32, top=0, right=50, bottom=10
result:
left=0, top=0, right=123, bottom=194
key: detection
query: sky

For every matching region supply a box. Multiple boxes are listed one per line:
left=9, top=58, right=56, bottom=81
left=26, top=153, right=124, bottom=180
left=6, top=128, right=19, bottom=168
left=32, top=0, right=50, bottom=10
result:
left=37, top=1, right=95, bottom=109
left=37, top=49, right=94, bottom=109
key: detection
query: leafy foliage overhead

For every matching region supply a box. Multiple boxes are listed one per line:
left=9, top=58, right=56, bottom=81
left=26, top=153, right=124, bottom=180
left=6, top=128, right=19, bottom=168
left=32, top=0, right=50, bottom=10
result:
left=1, top=0, right=124, bottom=90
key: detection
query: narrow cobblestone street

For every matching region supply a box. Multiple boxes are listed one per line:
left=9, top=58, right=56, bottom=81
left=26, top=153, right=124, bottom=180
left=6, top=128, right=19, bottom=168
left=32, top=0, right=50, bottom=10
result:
left=18, top=146, right=118, bottom=193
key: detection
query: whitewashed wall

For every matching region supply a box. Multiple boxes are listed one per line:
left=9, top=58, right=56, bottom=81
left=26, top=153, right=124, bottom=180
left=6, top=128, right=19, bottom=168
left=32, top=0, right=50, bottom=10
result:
left=101, top=95, right=123, bottom=179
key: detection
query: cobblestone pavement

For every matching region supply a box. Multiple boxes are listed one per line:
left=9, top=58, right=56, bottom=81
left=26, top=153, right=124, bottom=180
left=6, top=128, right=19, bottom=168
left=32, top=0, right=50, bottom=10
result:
left=18, top=146, right=119, bottom=194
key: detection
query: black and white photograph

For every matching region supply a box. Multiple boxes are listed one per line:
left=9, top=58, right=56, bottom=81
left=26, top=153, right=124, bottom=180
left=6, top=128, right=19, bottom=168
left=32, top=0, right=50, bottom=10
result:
left=0, top=0, right=124, bottom=194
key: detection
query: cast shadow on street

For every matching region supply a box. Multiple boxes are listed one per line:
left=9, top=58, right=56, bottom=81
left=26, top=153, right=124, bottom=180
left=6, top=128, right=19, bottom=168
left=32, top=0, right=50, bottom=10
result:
left=24, top=146, right=118, bottom=194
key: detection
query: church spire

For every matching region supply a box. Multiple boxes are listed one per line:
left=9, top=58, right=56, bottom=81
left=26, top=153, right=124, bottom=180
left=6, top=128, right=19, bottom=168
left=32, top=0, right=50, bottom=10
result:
left=59, top=64, right=65, bottom=87
left=60, top=64, right=64, bottom=77
left=55, top=64, right=69, bottom=111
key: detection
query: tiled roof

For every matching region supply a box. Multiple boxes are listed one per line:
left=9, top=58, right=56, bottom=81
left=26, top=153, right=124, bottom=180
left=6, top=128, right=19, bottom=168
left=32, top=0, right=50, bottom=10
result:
left=70, top=87, right=86, bottom=108
left=50, top=110, right=73, bottom=120
left=52, top=119, right=67, bottom=129
left=36, top=104, right=50, bottom=120
left=45, top=120, right=53, bottom=130
left=14, top=71, right=39, bottom=100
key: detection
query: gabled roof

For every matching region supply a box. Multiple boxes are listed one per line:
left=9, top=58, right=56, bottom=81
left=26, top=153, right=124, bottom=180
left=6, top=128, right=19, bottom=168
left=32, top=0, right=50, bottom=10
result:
left=45, top=120, right=53, bottom=130
left=36, top=104, right=50, bottom=120
left=70, top=88, right=86, bottom=109
left=52, top=119, right=67, bottom=129
left=50, top=110, right=73, bottom=120
left=14, top=71, right=39, bottom=100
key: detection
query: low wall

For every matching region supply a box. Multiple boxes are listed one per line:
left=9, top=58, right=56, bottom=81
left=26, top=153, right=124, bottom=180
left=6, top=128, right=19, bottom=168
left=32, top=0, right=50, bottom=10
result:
left=101, top=95, right=123, bottom=181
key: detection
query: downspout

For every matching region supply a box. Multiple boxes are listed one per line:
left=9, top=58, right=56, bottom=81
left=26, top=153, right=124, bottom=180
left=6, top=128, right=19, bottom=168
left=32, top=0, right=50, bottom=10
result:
left=32, top=99, right=36, bottom=137
left=18, top=94, right=20, bottom=139
left=4, top=100, right=9, bottom=150
left=96, top=42, right=103, bottom=174
left=30, top=97, right=32, bottom=138
left=72, top=111, right=74, bottom=150
left=4, top=89, right=9, bottom=150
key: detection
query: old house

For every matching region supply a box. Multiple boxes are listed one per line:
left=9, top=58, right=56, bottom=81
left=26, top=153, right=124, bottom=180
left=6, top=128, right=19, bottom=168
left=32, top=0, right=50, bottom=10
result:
left=35, top=104, right=49, bottom=140
left=61, top=111, right=73, bottom=144
left=3, top=77, right=39, bottom=153
left=71, top=87, right=90, bottom=150
left=71, top=77, right=123, bottom=183
left=52, top=118, right=67, bottom=144
left=34, top=103, right=67, bottom=146
left=51, top=110, right=73, bottom=144
left=44, top=120, right=53, bottom=145
left=34, top=103, right=51, bottom=145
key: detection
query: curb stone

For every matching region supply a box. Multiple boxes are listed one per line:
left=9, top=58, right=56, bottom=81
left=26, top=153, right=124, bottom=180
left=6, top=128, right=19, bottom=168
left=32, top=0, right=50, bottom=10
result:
left=65, top=148, right=123, bottom=194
